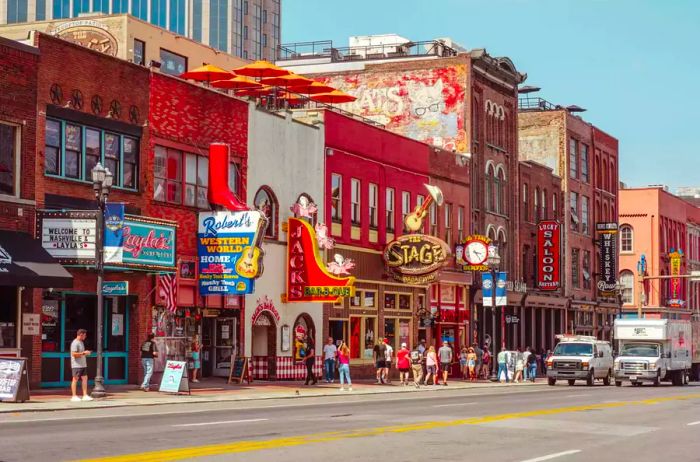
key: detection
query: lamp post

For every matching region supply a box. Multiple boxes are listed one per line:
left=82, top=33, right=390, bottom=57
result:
left=91, top=162, right=113, bottom=398
left=487, top=245, right=501, bottom=380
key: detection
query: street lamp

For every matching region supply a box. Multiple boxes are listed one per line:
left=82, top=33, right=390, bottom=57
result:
left=487, top=245, right=501, bottom=381
left=91, top=162, right=113, bottom=398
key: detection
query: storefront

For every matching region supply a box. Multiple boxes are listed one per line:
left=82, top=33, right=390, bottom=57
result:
left=473, top=289, right=526, bottom=352
left=521, top=293, right=567, bottom=352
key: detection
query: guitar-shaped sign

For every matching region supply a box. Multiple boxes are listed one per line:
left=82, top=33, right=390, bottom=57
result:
left=235, top=214, right=267, bottom=279
left=403, top=184, right=444, bottom=233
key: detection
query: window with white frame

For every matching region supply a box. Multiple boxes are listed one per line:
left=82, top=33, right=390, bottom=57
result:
left=522, top=183, right=529, bottom=221
left=534, top=187, right=540, bottom=221
left=369, top=183, right=378, bottom=228
left=331, top=174, right=342, bottom=221
left=620, top=270, right=634, bottom=305
left=386, top=187, right=395, bottom=232
left=429, top=201, right=437, bottom=236
left=350, top=178, right=360, bottom=224
left=569, top=138, right=578, bottom=179
left=0, top=122, right=19, bottom=196
left=401, top=191, right=410, bottom=231
left=570, top=192, right=579, bottom=232
left=581, top=195, right=590, bottom=235
left=444, top=202, right=452, bottom=246
left=154, top=146, right=215, bottom=208
left=620, top=225, right=633, bottom=252
left=457, top=206, right=465, bottom=242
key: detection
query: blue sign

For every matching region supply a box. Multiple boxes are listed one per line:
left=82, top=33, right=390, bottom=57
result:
left=197, top=211, right=265, bottom=295
left=496, top=272, right=507, bottom=307
left=121, top=216, right=176, bottom=269
left=103, top=203, right=125, bottom=264
left=102, top=281, right=128, bottom=296
left=482, top=272, right=507, bottom=307
left=159, top=360, right=187, bottom=393
left=482, top=272, right=494, bottom=307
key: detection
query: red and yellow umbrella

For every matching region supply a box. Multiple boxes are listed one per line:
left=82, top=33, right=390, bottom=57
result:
left=232, top=60, right=290, bottom=78
left=310, top=90, right=357, bottom=104
left=235, top=85, right=275, bottom=97
left=260, top=73, right=313, bottom=87
left=289, top=81, right=335, bottom=95
left=211, top=75, right=262, bottom=90
left=179, top=64, right=232, bottom=83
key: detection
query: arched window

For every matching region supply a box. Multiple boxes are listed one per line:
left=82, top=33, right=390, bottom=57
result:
left=487, top=225, right=497, bottom=242
left=497, top=228, right=507, bottom=267
left=620, top=224, right=633, bottom=253
left=620, top=270, right=634, bottom=305
left=595, top=155, right=601, bottom=187
left=254, top=186, right=278, bottom=239
left=485, top=163, right=494, bottom=211
left=496, top=165, right=506, bottom=214
left=552, top=192, right=557, bottom=219
left=541, top=189, right=547, bottom=220
left=534, top=187, right=540, bottom=221
left=523, top=183, right=529, bottom=221
left=602, top=159, right=608, bottom=192
left=609, top=160, right=616, bottom=193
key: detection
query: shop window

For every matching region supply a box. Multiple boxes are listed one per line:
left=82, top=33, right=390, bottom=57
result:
left=254, top=186, right=278, bottom=239
left=329, top=319, right=347, bottom=345
left=331, top=173, right=342, bottom=222
left=399, top=293, right=412, bottom=310
left=45, top=118, right=138, bottom=189
left=0, top=122, right=19, bottom=196
left=0, top=287, right=18, bottom=349
left=620, top=270, right=634, bottom=305
left=63, top=294, right=97, bottom=352
left=384, top=318, right=411, bottom=351
left=384, top=318, right=396, bottom=349
left=41, top=299, right=60, bottom=352
left=350, top=316, right=376, bottom=360
left=384, top=292, right=397, bottom=309
left=350, top=290, right=376, bottom=309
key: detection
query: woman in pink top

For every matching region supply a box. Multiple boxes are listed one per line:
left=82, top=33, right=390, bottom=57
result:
left=338, top=342, right=352, bottom=391
left=425, top=346, right=438, bottom=386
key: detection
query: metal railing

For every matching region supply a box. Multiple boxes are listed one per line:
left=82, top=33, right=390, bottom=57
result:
left=518, top=96, right=560, bottom=111
left=277, top=39, right=459, bottom=62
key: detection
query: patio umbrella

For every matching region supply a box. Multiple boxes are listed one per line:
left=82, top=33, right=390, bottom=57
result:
left=232, top=60, right=290, bottom=79
left=260, top=73, right=313, bottom=88
left=310, top=90, right=357, bottom=104
left=278, top=92, right=308, bottom=105
left=179, top=64, right=232, bottom=83
left=211, top=75, right=262, bottom=90
left=235, top=86, right=275, bottom=97
left=288, top=81, right=335, bottom=95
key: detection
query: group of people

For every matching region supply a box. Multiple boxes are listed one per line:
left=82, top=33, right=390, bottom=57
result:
left=495, top=346, right=551, bottom=383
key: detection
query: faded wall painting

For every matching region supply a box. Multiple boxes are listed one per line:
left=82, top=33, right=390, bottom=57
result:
left=319, top=66, right=467, bottom=152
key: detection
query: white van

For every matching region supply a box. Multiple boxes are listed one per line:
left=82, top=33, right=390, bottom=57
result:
left=546, top=335, right=614, bottom=386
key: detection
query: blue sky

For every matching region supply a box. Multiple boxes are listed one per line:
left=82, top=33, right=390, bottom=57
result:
left=282, top=0, right=700, bottom=191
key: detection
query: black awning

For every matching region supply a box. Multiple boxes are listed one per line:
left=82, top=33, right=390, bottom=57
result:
left=0, top=230, right=73, bottom=288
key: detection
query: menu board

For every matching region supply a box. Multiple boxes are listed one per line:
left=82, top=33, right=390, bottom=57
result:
left=158, top=360, right=190, bottom=394
left=0, top=357, right=30, bottom=402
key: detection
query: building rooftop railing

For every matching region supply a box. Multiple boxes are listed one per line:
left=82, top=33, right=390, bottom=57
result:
left=518, top=96, right=561, bottom=112
left=277, top=39, right=459, bottom=62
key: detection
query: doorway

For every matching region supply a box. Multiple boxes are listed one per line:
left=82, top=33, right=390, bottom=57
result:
left=252, top=312, right=277, bottom=379
left=213, top=317, right=237, bottom=377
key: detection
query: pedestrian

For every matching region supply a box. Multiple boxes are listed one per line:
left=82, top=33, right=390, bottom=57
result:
left=396, top=342, right=411, bottom=385
left=70, top=329, right=93, bottom=402
left=410, top=344, right=423, bottom=388
left=417, top=339, right=427, bottom=355
left=438, top=341, right=453, bottom=386
left=481, top=346, right=491, bottom=379
left=383, top=338, right=394, bottom=384
left=459, top=345, right=469, bottom=379
left=522, top=346, right=532, bottom=381
left=425, top=345, right=438, bottom=385
left=474, top=343, right=483, bottom=379
left=337, top=342, right=352, bottom=391
left=467, top=347, right=477, bottom=381
left=190, top=335, right=201, bottom=383
left=497, top=347, right=509, bottom=383
left=514, top=348, right=524, bottom=383
left=373, top=341, right=387, bottom=384
left=304, top=339, right=317, bottom=385
left=323, top=337, right=337, bottom=383
left=527, top=347, right=538, bottom=382
left=140, top=333, right=158, bottom=391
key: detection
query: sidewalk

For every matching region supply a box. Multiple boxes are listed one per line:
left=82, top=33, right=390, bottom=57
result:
left=0, top=377, right=545, bottom=414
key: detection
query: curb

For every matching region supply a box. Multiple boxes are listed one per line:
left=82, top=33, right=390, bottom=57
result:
left=0, top=381, right=547, bottom=415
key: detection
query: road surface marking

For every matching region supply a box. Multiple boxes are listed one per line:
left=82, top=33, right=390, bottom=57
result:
left=687, top=421, right=700, bottom=426
left=171, top=418, right=268, bottom=427
left=76, top=392, right=700, bottom=462
left=520, top=450, right=581, bottom=462
left=431, top=402, right=476, bottom=408
left=565, top=394, right=590, bottom=398
left=481, top=417, right=656, bottom=436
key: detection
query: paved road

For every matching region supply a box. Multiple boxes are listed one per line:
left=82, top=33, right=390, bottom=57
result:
left=1, top=382, right=699, bottom=462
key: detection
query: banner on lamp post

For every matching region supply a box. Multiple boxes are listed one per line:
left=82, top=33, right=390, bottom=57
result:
left=496, top=271, right=507, bottom=307
left=103, top=203, right=125, bottom=264
left=482, top=272, right=493, bottom=307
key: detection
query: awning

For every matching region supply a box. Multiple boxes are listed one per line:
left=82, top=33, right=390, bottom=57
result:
left=0, top=230, right=73, bottom=288
left=474, top=290, right=525, bottom=306
left=524, top=294, right=568, bottom=309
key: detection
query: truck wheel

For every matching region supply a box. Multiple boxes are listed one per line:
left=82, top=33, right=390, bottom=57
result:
left=586, top=370, right=594, bottom=387
left=603, top=370, right=612, bottom=386
left=684, top=370, right=690, bottom=385
left=548, top=377, right=556, bottom=386
left=653, top=371, right=661, bottom=387
left=568, top=379, right=575, bottom=386
left=615, top=380, right=622, bottom=387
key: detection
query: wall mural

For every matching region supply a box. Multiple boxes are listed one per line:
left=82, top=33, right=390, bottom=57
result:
left=319, top=65, right=467, bottom=152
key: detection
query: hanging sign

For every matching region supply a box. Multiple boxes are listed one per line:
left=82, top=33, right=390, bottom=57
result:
left=481, top=271, right=507, bottom=307
left=251, top=295, right=280, bottom=325
left=198, top=210, right=266, bottom=295
left=668, top=249, right=684, bottom=307
left=286, top=217, right=355, bottom=302
left=103, top=203, right=125, bottom=264
left=38, top=210, right=97, bottom=263
left=102, top=281, right=128, bottom=296
left=120, top=215, right=176, bottom=270
left=455, top=235, right=491, bottom=271
left=384, top=234, right=450, bottom=284
left=537, top=220, right=561, bottom=291
left=596, top=223, right=618, bottom=296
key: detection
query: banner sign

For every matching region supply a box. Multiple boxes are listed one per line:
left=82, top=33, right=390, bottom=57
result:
left=668, top=249, right=684, bottom=307
left=482, top=272, right=493, bottom=306
left=384, top=234, right=450, bottom=284
left=455, top=235, right=491, bottom=271
left=596, top=222, right=618, bottom=296
left=286, top=217, right=355, bottom=302
left=38, top=210, right=97, bottom=263
left=496, top=272, right=507, bottom=306
left=537, top=220, right=561, bottom=291
left=482, top=272, right=507, bottom=307
left=0, top=358, right=30, bottom=402
left=102, top=281, right=128, bottom=296
left=198, top=210, right=266, bottom=295
left=103, top=203, right=125, bottom=264
left=158, top=360, right=188, bottom=394
left=120, top=215, right=176, bottom=270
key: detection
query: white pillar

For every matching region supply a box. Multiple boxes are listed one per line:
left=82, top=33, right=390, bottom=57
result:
left=28, top=0, right=37, bottom=21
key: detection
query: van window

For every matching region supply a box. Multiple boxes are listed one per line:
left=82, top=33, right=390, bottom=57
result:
left=553, top=343, right=593, bottom=356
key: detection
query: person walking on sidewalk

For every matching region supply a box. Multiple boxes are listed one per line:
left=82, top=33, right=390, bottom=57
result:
left=70, top=329, right=93, bottom=402
left=304, top=340, right=317, bottom=385
left=323, top=337, right=337, bottom=383
left=438, top=341, right=453, bottom=386
left=337, top=342, right=352, bottom=391
left=467, top=347, right=477, bottom=381
left=497, top=348, right=509, bottom=383
left=459, top=346, right=469, bottom=379
left=191, top=335, right=201, bottom=383
left=383, top=338, right=394, bottom=384
left=140, top=333, right=158, bottom=391
left=522, top=346, right=532, bottom=381
left=410, top=345, right=423, bottom=388
left=474, top=343, right=483, bottom=379
left=527, top=347, right=538, bottom=382
left=514, top=348, right=524, bottom=383
left=481, top=346, right=491, bottom=380
left=425, top=346, right=438, bottom=386
left=396, top=343, right=411, bottom=385
left=373, top=341, right=387, bottom=384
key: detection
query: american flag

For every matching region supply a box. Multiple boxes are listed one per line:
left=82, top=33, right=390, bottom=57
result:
left=159, top=273, right=177, bottom=313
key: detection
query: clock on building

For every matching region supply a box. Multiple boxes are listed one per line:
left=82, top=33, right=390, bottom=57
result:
left=463, top=239, right=489, bottom=266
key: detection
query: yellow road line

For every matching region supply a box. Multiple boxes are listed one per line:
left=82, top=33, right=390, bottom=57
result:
left=78, top=393, right=700, bottom=462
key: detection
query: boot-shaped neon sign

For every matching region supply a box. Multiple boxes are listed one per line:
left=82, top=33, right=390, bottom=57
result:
left=207, top=143, right=249, bottom=211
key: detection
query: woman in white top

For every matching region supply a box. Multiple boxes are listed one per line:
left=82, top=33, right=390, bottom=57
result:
left=424, top=346, right=438, bottom=386
left=514, top=348, right=524, bottom=383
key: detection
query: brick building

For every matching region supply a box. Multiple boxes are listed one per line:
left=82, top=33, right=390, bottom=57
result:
left=519, top=98, right=620, bottom=340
